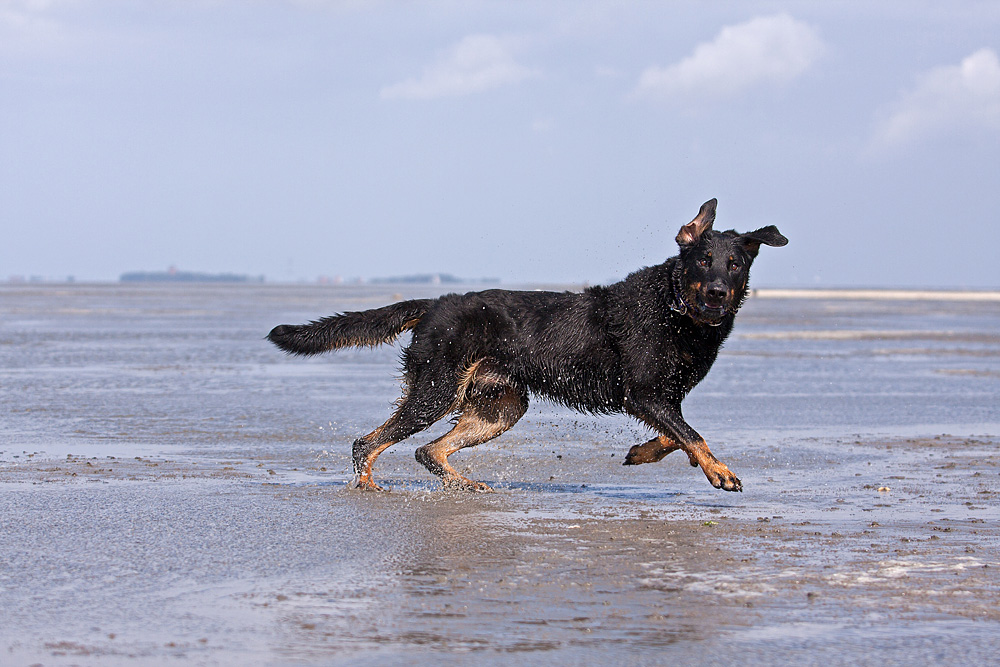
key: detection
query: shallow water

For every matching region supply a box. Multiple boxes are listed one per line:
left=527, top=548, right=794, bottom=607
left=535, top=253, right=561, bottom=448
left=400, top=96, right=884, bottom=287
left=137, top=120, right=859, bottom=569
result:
left=1, top=283, right=998, bottom=665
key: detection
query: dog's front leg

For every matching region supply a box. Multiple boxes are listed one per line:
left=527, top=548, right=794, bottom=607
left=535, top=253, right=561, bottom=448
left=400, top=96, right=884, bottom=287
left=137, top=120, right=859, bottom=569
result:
left=628, top=402, right=742, bottom=492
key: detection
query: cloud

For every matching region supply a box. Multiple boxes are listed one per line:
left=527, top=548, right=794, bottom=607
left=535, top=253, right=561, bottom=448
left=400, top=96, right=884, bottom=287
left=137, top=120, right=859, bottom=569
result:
left=633, top=14, right=823, bottom=101
left=380, top=34, right=536, bottom=100
left=874, top=48, right=1000, bottom=147
left=0, top=0, right=64, bottom=53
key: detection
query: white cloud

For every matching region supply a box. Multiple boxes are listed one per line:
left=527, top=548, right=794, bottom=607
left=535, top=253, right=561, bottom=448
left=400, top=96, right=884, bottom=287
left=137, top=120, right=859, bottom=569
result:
left=0, top=0, right=64, bottom=53
left=380, top=34, right=536, bottom=100
left=633, top=13, right=823, bottom=101
left=874, top=48, right=1000, bottom=147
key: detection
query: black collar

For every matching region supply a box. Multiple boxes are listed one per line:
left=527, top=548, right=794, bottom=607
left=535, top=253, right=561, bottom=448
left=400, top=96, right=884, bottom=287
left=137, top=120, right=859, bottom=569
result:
left=668, top=263, right=693, bottom=315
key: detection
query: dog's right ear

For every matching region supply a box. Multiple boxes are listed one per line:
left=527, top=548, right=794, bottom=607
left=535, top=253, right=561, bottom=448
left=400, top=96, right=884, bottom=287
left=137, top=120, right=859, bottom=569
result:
left=676, top=198, right=717, bottom=246
left=740, top=226, right=789, bottom=258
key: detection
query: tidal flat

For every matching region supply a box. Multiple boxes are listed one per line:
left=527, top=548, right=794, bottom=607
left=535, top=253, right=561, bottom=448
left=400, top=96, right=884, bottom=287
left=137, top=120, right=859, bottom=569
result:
left=1, top=283, right=998, bottom=665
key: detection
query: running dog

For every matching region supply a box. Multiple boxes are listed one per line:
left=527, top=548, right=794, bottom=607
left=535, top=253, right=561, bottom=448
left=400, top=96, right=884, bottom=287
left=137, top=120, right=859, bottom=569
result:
left=268, top=199, right=787, bottom=492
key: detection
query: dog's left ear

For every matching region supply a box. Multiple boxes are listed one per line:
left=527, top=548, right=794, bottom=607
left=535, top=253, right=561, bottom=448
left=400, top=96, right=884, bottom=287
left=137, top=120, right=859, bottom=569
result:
left=676, top=199, right=717, bottom=246
left=740, top=226, right=788, bottom=258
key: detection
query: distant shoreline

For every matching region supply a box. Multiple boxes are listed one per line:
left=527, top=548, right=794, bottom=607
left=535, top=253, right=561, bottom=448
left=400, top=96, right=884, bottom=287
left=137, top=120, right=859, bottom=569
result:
left=2, top=281, right=998, bottom=302
left=119, top=270, right=264, bottom=283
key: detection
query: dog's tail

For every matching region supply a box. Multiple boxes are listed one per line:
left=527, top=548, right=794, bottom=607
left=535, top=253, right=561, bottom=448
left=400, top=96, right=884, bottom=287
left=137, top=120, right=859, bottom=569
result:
left=267, top=299, right=434, bottom=356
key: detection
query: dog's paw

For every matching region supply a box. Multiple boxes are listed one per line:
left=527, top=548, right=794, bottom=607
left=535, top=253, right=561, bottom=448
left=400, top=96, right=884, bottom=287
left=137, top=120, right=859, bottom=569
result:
left=704, top=464, right=742, bottom=492
left=353, top=475, right=389, bottom=492
left=720, top=474, right=743, bottom=493
left=442, top=476, right=494, bottom=493
left=622, top=447, right=642, bottom=466
left=468, top=481, right=495, bottom=493
left=623, top=440, right=679, bottom=466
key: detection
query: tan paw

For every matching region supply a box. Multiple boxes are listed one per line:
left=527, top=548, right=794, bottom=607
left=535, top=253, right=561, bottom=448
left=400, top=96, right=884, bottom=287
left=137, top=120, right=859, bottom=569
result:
left=442, top=475, right=494, bottom=493
left=353, top=475, right=388, bottom=492
left=703, top=460, right=742, bottom=492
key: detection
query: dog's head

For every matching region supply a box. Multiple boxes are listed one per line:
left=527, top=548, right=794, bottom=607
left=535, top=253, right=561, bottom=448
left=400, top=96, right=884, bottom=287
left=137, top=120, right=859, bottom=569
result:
left=673, top=199, right=788, bottom=326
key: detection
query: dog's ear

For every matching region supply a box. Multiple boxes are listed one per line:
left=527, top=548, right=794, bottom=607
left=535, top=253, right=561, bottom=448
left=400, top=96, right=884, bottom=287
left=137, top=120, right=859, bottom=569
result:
left=676, top=199, right=717, bottom=247
left=740, top=226, right=788, bottom=258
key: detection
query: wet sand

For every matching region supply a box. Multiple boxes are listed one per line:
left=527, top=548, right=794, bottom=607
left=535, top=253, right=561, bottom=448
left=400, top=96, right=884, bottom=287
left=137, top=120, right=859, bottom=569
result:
left=1, top=284, right=998, bottom=665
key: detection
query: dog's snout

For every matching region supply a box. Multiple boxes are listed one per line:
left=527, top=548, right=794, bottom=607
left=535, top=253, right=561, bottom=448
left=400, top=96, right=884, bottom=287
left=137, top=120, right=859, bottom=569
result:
left=705, top=281, right=729, bottom=305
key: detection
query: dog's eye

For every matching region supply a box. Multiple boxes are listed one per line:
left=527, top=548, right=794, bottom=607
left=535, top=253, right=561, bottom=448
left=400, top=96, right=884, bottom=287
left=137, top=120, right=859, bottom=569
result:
left=698, top=258, right=710, bottom=268
left=729, top=261, right=741, bottom=272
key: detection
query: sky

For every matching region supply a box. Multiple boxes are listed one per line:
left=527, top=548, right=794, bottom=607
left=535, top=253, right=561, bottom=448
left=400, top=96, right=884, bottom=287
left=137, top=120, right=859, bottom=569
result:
left=2, top=1, right=999, bottom=288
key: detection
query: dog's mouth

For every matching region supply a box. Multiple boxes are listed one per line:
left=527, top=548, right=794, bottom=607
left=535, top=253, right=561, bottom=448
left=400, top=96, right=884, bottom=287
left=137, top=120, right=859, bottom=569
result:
left=692, top=294, right=731, bottom=325
left=695, top=303, right=727, bottom=324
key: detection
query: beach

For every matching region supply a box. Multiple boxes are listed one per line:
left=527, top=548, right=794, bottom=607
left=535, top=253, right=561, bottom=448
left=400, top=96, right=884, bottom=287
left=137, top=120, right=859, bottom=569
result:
left=1, top=283, right=998, bottom=665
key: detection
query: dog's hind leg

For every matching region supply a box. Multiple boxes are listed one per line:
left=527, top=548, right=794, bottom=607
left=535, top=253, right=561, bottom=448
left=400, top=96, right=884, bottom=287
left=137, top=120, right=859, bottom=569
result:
left=352, top=415, right=409, bottom=492
left=353, top=378, right=455, bottom=491
left=414, top=392, right=527, bottom=492
left=414, top=366, right=528, bottom=492
left=622, top=435, right=681, bottom=466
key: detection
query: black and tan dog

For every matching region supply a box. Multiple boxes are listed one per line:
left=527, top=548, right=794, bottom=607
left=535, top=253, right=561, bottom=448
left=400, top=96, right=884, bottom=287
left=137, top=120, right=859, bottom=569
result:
left=268, top=199, right=787, bottom=492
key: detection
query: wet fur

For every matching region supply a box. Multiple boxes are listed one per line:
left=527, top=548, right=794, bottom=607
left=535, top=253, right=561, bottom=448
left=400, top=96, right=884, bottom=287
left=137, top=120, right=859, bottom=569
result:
left=268, top=199, right=787, bottom=492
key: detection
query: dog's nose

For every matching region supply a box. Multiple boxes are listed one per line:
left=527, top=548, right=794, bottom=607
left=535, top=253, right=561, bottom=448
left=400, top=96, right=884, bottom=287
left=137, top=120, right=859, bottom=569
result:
left=705, top=282, right=728, bottom=306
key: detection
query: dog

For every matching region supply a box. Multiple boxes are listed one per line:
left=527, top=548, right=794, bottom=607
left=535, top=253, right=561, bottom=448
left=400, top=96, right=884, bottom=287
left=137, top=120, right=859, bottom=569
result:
left=268, top=199, right=787, bottom=492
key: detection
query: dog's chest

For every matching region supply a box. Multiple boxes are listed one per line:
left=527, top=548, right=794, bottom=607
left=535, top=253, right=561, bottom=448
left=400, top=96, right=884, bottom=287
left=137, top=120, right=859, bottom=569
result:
left=651, top=317, right=727, bottom=395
